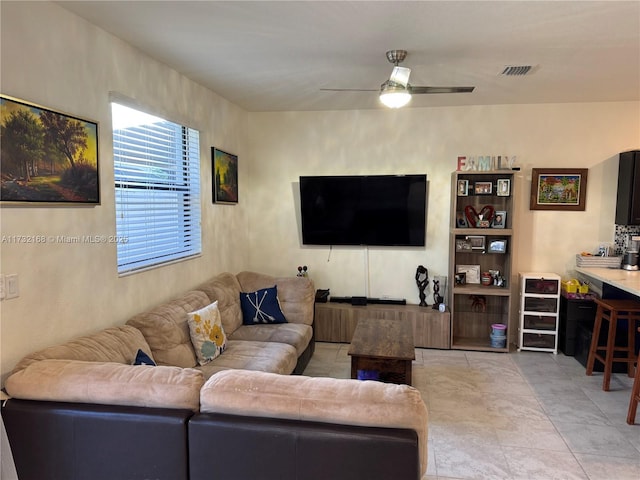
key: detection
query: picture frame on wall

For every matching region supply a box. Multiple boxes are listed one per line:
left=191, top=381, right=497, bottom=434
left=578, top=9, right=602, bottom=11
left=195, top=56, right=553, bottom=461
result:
left=0, top=94, right=100, bottom=204
left=212, top=147, right=238, bottom=204
left=457, top=179, right=469, bottom=196
left=530, top=168, right=588, bottom=211
left=497, top=178, right=511, bottom=196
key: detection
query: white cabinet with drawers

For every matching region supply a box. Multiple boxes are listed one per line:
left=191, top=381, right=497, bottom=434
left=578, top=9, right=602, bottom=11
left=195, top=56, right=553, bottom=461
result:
left=518, top=273, right=561, bottom=353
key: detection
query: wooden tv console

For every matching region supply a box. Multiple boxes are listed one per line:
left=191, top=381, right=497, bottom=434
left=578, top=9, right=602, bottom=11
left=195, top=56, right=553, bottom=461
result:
left=314, top=302, right=451, bottom=349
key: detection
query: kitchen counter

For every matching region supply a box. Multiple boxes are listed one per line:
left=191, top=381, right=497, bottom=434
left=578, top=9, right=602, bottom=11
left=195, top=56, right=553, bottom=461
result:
left=575, top=267, right=640, bottom=298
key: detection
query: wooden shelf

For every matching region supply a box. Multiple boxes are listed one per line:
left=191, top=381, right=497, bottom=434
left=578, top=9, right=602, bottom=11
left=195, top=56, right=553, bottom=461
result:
left=449, top=170, right=517, bottom=352
left=452, top=285, right=511, bottom=296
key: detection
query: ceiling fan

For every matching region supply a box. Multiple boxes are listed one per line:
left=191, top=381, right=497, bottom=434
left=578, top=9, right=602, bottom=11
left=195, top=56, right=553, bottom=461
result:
left=321, top=50, right=475, bottom=108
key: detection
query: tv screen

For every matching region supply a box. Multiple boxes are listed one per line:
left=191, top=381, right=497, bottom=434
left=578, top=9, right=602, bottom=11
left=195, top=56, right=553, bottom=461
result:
left=299, top=174, right=426, bottom=246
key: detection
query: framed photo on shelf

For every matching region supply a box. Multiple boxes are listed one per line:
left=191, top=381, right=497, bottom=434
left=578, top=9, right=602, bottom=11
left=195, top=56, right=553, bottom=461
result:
left=474, top=181, right=493, bottom=195
left=530, top=168, right=588, bottom=211
left=455, top=238, right=472, bottom=252
left=457, top=264, right=480, bottom=284
left=457, top=179, right=469, bottom=196
left=455, top=211, right=468, bottom=228
left=488, top=239, right=507, bottom=254
left=454, top=272, right=466, bottom=285
left=497, top=178, right=511, bottom=196
left=467, top=235, right=486, bottom=250
left=492, top=211, right=506, bottom=228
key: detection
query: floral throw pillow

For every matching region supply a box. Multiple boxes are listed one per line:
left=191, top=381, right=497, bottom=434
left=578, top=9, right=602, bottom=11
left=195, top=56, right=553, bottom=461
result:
left=187, top=301, right=227, bottom=366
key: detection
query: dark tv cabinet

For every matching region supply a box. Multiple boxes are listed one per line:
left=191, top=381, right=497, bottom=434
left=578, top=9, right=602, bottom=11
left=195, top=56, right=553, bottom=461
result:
left=615, top=150, right=640, bottom=225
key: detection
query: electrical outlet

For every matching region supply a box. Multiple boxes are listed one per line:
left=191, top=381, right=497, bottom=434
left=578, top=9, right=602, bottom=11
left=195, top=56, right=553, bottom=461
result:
left=6, top=274, right=19, bottom=299
left=0, top=274, right=5, bottom=300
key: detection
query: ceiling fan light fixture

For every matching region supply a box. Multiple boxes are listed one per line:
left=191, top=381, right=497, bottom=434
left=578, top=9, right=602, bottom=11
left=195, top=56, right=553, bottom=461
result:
left=379, top=81, right=411, bottom=108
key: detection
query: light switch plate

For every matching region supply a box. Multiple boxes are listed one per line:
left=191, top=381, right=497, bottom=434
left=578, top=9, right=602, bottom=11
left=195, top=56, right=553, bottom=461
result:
left=6, top=274, right=18, bottom=299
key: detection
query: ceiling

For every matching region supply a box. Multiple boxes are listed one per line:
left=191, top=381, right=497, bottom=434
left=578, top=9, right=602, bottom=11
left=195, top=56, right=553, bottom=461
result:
left=56, top=1, right=640, bottom=112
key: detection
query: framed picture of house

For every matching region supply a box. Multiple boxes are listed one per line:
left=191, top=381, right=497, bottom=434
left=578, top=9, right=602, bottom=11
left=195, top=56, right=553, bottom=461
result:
left=530, top=168, right=588, bottom=211
left=0, top=95, right=99, bottom=204
left=212, top=147, right=238, bottom=204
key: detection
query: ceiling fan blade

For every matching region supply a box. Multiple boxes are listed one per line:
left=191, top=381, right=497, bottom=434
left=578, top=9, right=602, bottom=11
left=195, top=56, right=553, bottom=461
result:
left=320, top=88, right=378, bottom=92
left=409, top=86, right=475, bottom=94
left=389, top=66, right=411, bottom=87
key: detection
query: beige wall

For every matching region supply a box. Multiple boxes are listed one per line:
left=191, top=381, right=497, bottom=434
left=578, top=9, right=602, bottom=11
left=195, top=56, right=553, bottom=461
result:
left=1, top=0, right=639, bottom=384
left=246, top=103, right=639, bottom=299
left=0, top=1, right=251, bottom=380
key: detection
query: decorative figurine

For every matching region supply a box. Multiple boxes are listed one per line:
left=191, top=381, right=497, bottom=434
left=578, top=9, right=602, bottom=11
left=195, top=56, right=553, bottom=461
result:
left=432, top=279, right=443, bottom=310
left=470, top=295, right=487, bottom=312
left=415, top=265, right=429, bottom=307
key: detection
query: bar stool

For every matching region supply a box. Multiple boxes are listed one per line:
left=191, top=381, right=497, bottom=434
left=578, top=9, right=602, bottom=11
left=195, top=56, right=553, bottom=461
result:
left=628, top=327, right=640, bottom=425
left=585, top=298, right=640, bottom=391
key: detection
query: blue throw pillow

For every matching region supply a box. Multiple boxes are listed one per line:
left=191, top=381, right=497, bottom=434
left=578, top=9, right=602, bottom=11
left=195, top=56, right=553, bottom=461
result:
left=240, top=286, right=287, bottom=325
left=133, top=349, right=156, bottom=366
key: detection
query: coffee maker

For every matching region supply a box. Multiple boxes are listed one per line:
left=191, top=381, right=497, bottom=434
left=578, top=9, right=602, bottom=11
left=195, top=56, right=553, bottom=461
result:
left=622, top=235, right=639, bottom=271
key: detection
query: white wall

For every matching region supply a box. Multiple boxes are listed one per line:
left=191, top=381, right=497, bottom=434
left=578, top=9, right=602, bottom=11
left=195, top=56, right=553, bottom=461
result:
left=246, top=103, right=639, bottom=300
left=0, top=1, right=251, bottom=380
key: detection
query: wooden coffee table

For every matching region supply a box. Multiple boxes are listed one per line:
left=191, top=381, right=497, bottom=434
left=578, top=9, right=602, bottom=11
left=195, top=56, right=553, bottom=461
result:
left=348, top=317, right=415, bottom=385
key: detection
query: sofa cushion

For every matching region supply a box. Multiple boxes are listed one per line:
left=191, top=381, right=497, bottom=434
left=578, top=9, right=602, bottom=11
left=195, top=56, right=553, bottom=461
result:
left=5, top=359, right=204, bottom=411
left=200, top=369, right=429, bottom=476
left=240, top=286, right=287, bottom=325
left=187, top=301, right=227, bottom=365
left=237, top=272, right=314, bottom=326
left=195, top=340, right=297, bottom=379
left=230, top=323, right=312, bottom=357
left=11, top=325, right=152, bottom=373
left=126, top=290, right=210, bottom=368
left=195, top=273, right=244, bottom=335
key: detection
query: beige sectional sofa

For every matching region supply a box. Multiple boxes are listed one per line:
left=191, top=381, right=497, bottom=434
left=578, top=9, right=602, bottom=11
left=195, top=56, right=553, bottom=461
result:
left=2, top=270, right=429, bottom=480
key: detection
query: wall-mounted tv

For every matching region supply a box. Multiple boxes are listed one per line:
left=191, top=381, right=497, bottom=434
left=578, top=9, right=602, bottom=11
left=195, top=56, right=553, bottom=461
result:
left=299, top=174, right=427, bottom=246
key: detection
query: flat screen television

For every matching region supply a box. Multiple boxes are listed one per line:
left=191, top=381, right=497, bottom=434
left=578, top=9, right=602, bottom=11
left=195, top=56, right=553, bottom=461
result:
left=299, top=174, right=427, bottom=246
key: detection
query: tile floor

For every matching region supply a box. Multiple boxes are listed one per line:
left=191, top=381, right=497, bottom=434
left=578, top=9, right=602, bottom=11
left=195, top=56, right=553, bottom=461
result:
left=303, top=342, right=640, bottom=480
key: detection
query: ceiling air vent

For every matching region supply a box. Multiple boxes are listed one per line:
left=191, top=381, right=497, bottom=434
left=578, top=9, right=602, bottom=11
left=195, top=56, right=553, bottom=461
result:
left=501, top=65, right=533, bottom=76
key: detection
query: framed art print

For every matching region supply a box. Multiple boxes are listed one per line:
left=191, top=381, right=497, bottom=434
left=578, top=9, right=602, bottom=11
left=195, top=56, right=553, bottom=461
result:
left=530, top=168, right=588, bottom=211
left=212, top=147, right=238, bottom=204
left=0, top=95, right=99, bottom=204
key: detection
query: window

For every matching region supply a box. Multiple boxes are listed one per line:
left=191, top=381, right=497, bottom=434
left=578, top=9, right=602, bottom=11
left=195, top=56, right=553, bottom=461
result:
left=112, top=102, right=201, bottom=274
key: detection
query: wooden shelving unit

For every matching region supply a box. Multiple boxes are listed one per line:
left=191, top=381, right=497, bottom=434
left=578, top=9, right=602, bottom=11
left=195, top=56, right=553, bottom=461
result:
left=448, top=171, right=517, bottom=352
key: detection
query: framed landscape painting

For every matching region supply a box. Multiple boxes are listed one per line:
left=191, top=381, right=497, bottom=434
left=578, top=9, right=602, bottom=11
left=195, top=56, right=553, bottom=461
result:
left=530, top=168, right=588, bottom=211
left=0, top=95, right=99, bottom=204
left=212, top=147, right=238, bottom=204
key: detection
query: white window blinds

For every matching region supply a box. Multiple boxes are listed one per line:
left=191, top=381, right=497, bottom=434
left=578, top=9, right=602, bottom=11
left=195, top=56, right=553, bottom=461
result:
left=112, top=102, right=201, bottom=274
